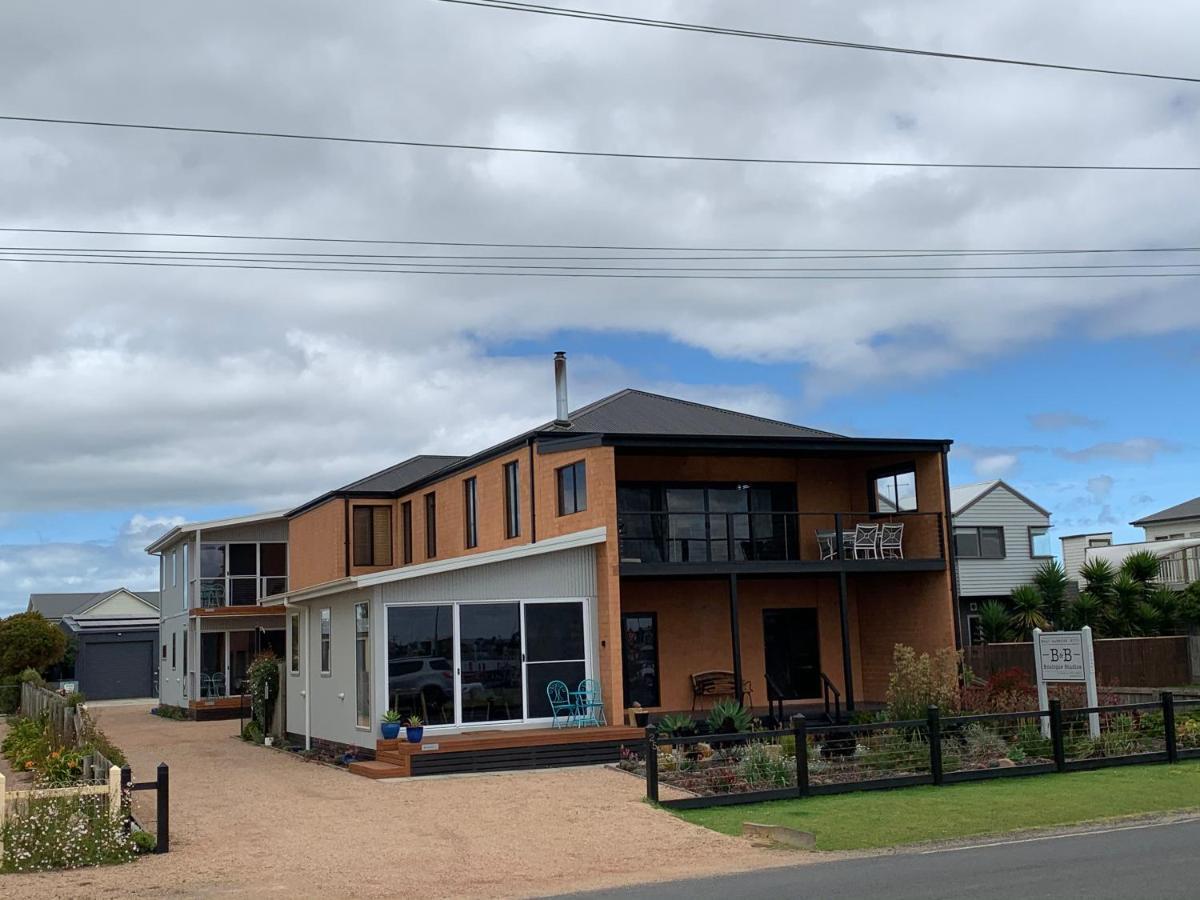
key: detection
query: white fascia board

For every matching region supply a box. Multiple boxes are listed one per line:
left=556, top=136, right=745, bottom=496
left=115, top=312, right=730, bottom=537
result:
left=356, top=526, right=608, bottom=588
left=144, top=508, right=289, bottom=554
left=266, top=577, right=358, bottom=606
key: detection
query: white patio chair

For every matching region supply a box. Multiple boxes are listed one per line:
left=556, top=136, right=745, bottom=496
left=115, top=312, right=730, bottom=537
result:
left=816, top=531, right=837, bottom=560
left=880, top=522, right=904, bottom=559
left=851, top=524, right=880, bottom=559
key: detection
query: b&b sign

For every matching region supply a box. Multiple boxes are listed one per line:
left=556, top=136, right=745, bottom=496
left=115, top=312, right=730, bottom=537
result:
left=1037, top=632, right=1087, bottom=683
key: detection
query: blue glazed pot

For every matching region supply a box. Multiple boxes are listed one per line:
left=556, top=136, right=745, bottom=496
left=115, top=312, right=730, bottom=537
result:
left=406, top=726, right=424, bottom=744
left=381, top=721, right=402, bottom=740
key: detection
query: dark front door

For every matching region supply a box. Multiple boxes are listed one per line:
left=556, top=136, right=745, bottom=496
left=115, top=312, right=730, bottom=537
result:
left=762, top=608, right=820, bottom=699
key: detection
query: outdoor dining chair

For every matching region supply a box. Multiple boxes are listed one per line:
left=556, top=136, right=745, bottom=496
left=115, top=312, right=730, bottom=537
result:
left=546, top=680, right=575, bottom=728
left=575, top=679, right=606, bottom=727
left=851, top=523, right=880, bottom=559
left=879, top=522, right=905, bottom=559
left=816, top=531, right=837, bottom=560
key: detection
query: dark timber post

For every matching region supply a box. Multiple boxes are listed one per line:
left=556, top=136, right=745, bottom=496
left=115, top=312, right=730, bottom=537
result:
left=928, top=705, right=944, bottom=786
left=120, top=765, right=132, bottom=834
left=1049, top=699, right=1067, bottom=772
left=155, top=763, right=170, bottom=854
left=729, top=573, right=744, bottom=707
left=644, top=725, right=659, bottom=804
left=1163, top=692, right=1178, bottom=764
left=832, top=514, right=855, bottom=714
left=792, top=714, right=809, bottom=797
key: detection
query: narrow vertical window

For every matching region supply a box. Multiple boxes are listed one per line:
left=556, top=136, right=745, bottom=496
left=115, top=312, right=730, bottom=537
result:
left=401, top=501, right=413, bottom=564
left=504, top=460, right=521, bottom=538
left=556, top=460, right=587, bottom=516
left=464, top=477, right=478, bottom=549
left=319, top=608, right=331, bottom=674
left=289, top=614, right=300, bottom=675
left=424, top=492, right=437, bottom=558
left=353, top=506, right=393, bottom=567
left=171, top=633, right=177, bottom=670
left=182, top=543, right=190, bottom=609
left=171, top=549, right=177, bottom=588
left=355, top=603, right=370, bottom=728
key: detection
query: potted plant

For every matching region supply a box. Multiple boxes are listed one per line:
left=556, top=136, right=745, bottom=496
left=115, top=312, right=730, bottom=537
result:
left=405, top=715, right=424, bottom=744
left=380, top=709, right=403, bottom=740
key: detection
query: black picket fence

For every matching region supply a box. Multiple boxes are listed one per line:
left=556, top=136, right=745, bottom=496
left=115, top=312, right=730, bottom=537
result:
left=633, top=693, right=1200, bottom=810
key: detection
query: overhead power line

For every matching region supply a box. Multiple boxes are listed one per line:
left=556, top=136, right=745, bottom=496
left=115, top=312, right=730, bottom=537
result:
left=440, top=1, right=1200, bottom=85
left=0, top=115, right=1196, bottom=172
left=5, top=248, right=1200, bottom=274
left=0, top=227, right=1196, bottom=258
left=4, top=255, right=1200, bottom=280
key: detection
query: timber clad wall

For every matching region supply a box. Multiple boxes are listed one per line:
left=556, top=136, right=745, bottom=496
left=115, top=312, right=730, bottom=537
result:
left=955, top=484, right=1051, bottom=597
left=289, top=498, right=346, bottom=590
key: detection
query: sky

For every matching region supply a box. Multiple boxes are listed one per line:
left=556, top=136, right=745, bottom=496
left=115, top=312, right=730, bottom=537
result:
left=0, top=1, right=1197, bottom=615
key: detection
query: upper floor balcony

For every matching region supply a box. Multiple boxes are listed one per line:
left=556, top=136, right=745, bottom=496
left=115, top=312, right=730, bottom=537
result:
left=615, top=480, right=947, bottom=576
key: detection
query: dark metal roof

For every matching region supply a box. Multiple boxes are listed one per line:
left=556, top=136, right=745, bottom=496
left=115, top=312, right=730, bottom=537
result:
left=1131, top=495, right=1200, bottom=526
left=540, top=389, right=842, bottom=439
left=337, top=455, right=465, bottom=493
left=27, top=589, right=161, bottom=620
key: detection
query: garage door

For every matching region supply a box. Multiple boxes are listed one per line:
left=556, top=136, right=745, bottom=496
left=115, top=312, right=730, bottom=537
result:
left=83, top=640, right=154, bottom=700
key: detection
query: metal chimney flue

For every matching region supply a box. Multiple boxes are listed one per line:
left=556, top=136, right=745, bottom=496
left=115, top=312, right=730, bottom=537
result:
left=553, top=351, right=570, bottom=425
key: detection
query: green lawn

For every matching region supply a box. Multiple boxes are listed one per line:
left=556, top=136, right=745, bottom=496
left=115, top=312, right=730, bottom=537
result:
left=673, top=761, right=1200, bottom=850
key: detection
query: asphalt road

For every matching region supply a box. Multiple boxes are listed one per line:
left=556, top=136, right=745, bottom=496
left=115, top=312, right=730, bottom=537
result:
left=562, top=817, right=1200, bottom=900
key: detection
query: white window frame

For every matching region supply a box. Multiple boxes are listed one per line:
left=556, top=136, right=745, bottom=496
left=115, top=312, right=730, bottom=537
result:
left=354, top=602, right=370, bottom=730
left=171, top=550, right=177, bottom=588
left=381, top=596, right=594, bottom=733
left=319, top=608, right=332, bottom=676
left=182, top=542, right=190, bottom=609
left=289, top=613, right=301, bottom=676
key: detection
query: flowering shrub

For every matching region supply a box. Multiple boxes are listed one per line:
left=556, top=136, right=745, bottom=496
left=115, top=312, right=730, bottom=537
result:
left=1, top=793, right=136, bottom=872
left=886, top=644, right=964, bottom=720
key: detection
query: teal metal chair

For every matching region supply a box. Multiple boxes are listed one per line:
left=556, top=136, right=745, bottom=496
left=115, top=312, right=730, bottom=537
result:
left=547, top=680, right=575, bottom=728
left=575, top=679, right=606, bottom=727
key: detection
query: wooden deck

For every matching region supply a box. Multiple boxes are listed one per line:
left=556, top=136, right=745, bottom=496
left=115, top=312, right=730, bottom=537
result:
left=350, top=725, right=644, bottom=779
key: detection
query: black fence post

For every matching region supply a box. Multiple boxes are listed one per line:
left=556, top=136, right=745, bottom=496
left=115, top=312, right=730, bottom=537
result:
left=120, top=765, right=132, bottom=834
left=1050, top=699, right=1067, bottom=772
left=645, top=725, right=659, bottom=804
left=927, top=705, right=943, bottom=786
left=1163, top=692, right=1178, bottom=764
left=155, top=763, right=170, bottom=854
left=792, top=714, right=809, bottom=797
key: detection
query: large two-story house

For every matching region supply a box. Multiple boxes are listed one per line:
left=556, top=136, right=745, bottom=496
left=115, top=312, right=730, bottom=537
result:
left=949, top=480, right=1053, bottom=645
left=1062, top=494, right=1200, bottom=589
left=268, top=354, right=959, bottom=774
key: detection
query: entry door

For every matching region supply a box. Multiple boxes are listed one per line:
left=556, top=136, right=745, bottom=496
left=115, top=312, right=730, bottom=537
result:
left=762, top=608, right=820, bottom=699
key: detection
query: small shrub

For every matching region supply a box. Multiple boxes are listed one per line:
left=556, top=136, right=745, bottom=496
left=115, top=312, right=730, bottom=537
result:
left=1098, top=714, right=1141, bottom=757
left=961, top=723, right=1008, bottom=764
left=241, top=721, right=264, bottom=743
left=738, top=741, right=794, bottom=788
left=1007, top=745, right=1027, bottom=763
left=153, top=705, right=188, bottom=721
left=1177, top=718, right=1200, bottom=749
left=1, top=793, right=136, bottom=871
left=886, top=644, right=964, bottom=720
left=1014, top=721, right=1052, bottom=759
left=131, top=830, right=157, bottom=854
left=63, top=690, right=87, bottom=707
left=77, top=708, right=127, bottom=767
left=18, top=667, right=45, bottom=686
left=705, top=699, right=752, bottom=735
left=655, top=713, right=695, bottom=738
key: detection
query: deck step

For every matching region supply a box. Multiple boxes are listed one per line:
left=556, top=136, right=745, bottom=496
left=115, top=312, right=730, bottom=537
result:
left=348, top=759, right=407, bottom=779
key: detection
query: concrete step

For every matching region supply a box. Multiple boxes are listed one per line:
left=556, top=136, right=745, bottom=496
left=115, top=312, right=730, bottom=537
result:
left=348, top=759, right=408, bottom=779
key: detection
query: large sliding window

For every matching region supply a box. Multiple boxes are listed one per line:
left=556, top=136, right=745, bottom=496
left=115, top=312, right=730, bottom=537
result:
left=621, top=613, right=660, bottom=708
left=385, top=600, right=589, bottom=727
left=387, top=605, right=454, bottom=724
left=200, top=541, right=287, bottom=607
left=355, top=602, right=370, bottom=729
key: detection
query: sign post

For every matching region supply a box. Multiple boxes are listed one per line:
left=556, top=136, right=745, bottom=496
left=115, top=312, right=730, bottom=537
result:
left=1033, top=626, right=1099, bottom=738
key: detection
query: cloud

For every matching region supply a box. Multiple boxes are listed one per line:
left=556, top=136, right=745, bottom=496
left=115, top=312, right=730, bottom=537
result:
left=1055, top=438, right=1178, bottom=463
left=1086, top=475, right=1114, bottom=501
left=1028, top=412, right=1103, bottom=431
left=0, top=515, right=172, bottom=615
left=973, top=454, right=1019, bottom=478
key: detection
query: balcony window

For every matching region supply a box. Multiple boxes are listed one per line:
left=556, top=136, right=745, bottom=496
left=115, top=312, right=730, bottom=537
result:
left=198, top=541, right=288, bottom=607
left=871, top=465, right=917, bottom=513
left=954, top=526, right=1005, bottom=559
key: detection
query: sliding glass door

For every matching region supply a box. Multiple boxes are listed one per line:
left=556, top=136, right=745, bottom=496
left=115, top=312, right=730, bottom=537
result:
left=385, top=599, right=589, bottom=727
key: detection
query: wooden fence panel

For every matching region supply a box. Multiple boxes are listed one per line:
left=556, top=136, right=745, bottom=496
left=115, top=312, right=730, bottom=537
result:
left=966, top=635, right=1192, bottom=687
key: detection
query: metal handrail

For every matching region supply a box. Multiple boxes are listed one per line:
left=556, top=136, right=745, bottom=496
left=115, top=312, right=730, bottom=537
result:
left=764, top=672, right=788, bottom=723
left=819, top=671, right=842, bottom=723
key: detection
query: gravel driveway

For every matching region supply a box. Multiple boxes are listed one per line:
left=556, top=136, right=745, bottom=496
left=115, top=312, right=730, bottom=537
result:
left=3, top=703, right=800, bottom=898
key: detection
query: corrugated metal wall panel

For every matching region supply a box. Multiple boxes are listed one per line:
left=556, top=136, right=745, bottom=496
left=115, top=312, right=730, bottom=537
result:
left=380, top=546, right=596, bottom=604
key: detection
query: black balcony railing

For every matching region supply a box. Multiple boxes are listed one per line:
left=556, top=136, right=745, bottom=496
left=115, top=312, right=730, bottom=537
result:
left=616, top=511, right=945, bottom=565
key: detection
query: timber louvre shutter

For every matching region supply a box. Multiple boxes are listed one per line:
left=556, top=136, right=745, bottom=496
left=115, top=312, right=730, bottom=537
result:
left=352, top=505, right=393, bottom=567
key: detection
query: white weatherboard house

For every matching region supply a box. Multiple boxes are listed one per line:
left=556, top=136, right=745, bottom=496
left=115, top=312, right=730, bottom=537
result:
left=950, top=480, right=1053, bottom=646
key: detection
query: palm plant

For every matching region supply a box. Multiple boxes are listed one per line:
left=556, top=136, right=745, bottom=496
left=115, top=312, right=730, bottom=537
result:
left=1120, top=550, right=1162, bottom=585
left=1064, top=591, right=1104, bottom=631
left=1106, top=572, right=1148, bottom=636
left=1079, top=558, right=1116, bottom=604
left=977, top=599, right=1012, bottom=643
left=1032, top=560, right=1069, bottom=626
left=1008, top=585, right=1049, bottom=638
left=1148, top=587, right=1181, bottom=634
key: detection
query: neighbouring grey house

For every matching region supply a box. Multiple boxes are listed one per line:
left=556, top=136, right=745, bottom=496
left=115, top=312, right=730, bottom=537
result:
left=145, top=510, right=289, bottom=719
left=26, top=588, right=161, bottom=700
left=950, top=480, right=1053, bottom=646
left=1131, top=496, right=1200, bottom=543
left=1059, top=496, right=1200, bottom=590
